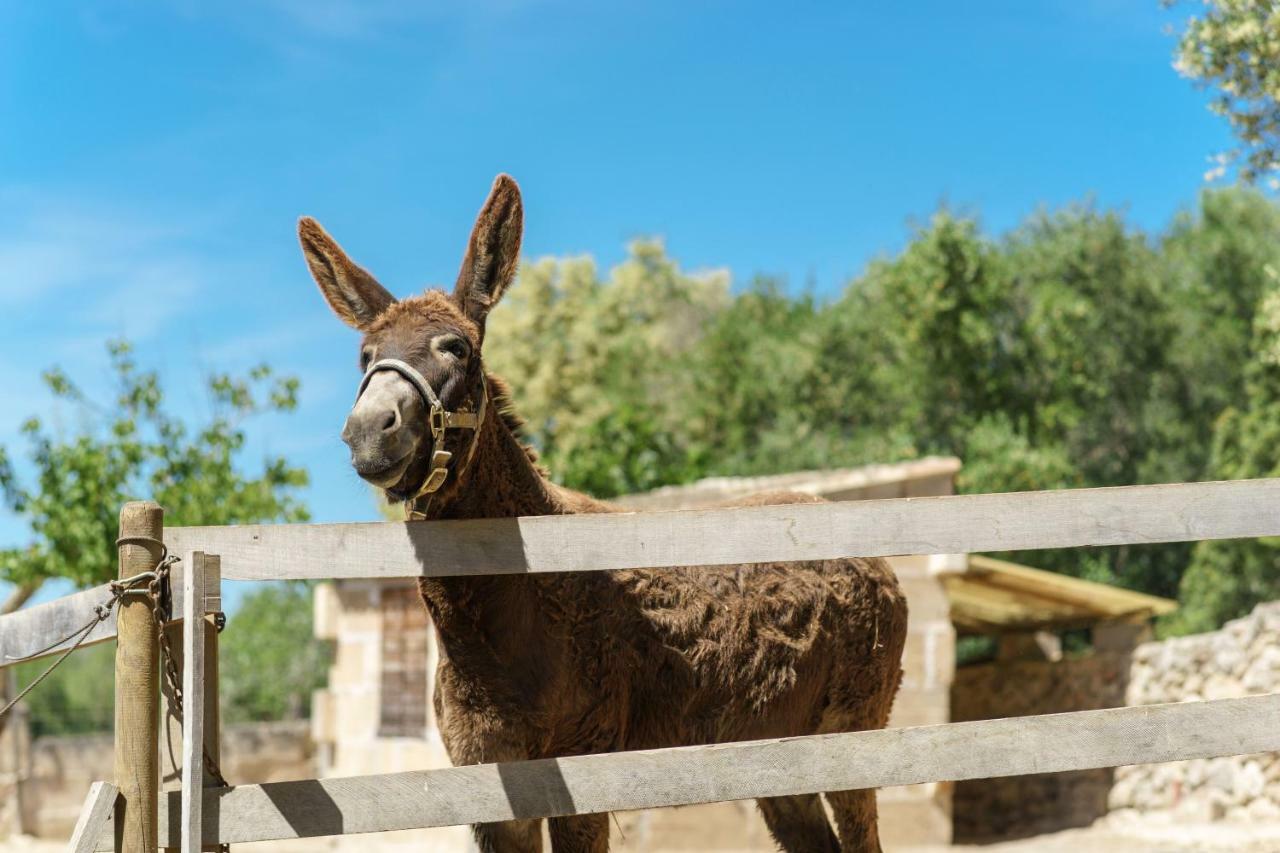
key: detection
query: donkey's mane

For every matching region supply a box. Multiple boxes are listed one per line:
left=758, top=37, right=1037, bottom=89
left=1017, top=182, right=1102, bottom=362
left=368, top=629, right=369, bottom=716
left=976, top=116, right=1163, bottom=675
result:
left=485, top=370, right=543, bottom=468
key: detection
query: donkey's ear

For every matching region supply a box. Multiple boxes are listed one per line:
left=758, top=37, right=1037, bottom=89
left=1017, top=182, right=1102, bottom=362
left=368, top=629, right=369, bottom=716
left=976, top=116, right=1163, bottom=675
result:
left=298, top=217, right=395, bottom=331
left=453, top=174, right=523, bottom=328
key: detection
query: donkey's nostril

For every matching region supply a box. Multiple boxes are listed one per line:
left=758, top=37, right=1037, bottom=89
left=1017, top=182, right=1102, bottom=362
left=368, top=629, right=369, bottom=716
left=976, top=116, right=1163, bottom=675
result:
left=381, top=409, right=399, bottom=432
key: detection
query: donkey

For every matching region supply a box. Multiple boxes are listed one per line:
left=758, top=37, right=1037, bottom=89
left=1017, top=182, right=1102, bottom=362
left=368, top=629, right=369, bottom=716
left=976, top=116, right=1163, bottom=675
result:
left=298, top=175, right=908, bottom=853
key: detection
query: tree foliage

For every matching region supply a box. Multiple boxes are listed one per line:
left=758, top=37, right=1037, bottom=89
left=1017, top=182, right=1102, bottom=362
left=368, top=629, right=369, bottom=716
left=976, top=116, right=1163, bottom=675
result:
left=0, top=340, right=309, bottom=587
left=486, top=242, right=726, bottom=496
left=1, top=340, right=318, bottom=733
left=1174, top=263, right=1280, bottom=633
left=220, top=583, right=332, bottom=723
left=488, top=187, right=1280, bottom=631
left=13, top=643, right=115, bottom=737
left=1167, top=0, right=1280, bottom=186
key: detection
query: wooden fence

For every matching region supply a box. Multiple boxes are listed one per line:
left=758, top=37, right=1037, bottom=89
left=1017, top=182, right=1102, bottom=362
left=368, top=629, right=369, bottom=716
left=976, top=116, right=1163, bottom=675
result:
left=4, top=478, right=1280, bottom=851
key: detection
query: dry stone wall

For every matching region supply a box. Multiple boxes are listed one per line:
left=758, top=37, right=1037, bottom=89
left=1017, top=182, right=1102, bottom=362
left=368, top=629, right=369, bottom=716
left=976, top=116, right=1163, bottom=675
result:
left=950, top=648, right=1131, bottom=841
left=17, top=720, right=314, bottom=839
left=1109, top=602, right=1280, bottom=823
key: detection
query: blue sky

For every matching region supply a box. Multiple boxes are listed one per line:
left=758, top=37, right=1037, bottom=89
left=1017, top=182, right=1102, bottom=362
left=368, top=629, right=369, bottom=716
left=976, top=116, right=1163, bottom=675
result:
left=0, top=1, right=1235, bottom=607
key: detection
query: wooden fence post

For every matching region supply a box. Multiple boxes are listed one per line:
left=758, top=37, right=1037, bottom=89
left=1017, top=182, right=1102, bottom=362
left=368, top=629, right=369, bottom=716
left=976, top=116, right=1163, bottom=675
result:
left=115, top=501, right=163, bottom=853
left=180, top=552, right=207, bottom=853
left=201, top=556, right=223, bottom=790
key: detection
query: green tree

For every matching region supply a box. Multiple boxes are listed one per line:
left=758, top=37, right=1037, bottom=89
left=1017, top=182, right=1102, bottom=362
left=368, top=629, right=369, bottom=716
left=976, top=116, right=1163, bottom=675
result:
left=486, top=241, right=727, bottom=496
left=1167, top=0, right=1280, bottom=186
left=0, top=340, right=314, bottom=733
left=811, top=207, right=1178, bottom=593
left=0, top=340, right=309, bottom=591
left=13, top=643, right=114, bottom=737
left=220, top=584, right=331, bottom=723
left=15, top=583, right=332, bottom=732
left=1159, top=188, right=1280, bottom=479
left=820, top=212, right=1021, bottom=463
left=1175, top=265, right=1280, bottom=632
left=680, top=278, right=832, bottom=476
left=1004, top=207, right=1177, bottom=492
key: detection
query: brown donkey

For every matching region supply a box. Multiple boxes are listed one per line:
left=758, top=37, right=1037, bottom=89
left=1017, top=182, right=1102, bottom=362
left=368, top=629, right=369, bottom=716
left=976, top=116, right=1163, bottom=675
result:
left=299, top=176, right=908, bottom=853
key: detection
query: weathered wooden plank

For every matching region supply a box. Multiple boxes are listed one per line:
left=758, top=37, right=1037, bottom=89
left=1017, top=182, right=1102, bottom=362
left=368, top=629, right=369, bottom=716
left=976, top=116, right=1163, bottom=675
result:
left=0, top=565, right=220, bottom=670
left=179, top=552, right=209, bottom=853
left=200, top=556, right=223, bottom=798
left=95, top=693, right=1280, bottom=847
left=165, top=478, right=1280, bottom=581
left=66, top=781, right=117, bottom=853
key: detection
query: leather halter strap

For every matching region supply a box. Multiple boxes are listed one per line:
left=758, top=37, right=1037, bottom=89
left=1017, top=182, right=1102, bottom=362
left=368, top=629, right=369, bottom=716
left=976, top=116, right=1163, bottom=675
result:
left=355, top=358, right=487, bottom=512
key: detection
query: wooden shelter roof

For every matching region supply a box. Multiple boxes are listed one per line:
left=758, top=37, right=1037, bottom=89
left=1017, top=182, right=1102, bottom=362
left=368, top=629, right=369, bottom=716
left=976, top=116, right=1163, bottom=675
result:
left=942, top=554, right=1177, bottom=635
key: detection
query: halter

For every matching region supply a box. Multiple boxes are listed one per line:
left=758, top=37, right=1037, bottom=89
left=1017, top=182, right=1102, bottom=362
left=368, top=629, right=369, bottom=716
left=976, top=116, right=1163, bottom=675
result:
left=355, top=358, right=487, bottom=518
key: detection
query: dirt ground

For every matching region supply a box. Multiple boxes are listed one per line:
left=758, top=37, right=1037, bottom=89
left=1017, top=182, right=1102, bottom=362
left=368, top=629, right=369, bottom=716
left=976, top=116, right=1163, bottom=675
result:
left=13, top=816, right=1280, bottom=853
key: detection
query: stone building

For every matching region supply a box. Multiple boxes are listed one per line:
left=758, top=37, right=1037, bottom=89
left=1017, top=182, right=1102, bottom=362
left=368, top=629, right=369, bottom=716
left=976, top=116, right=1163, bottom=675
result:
left=309, top=457, right=1175, bottom=849
left=946, top=556, right=1175, bottom=842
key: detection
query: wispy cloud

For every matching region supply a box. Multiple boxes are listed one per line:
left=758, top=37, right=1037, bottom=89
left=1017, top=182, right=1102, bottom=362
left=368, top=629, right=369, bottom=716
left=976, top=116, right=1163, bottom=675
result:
left=261, top=0, right=426, bottom=39
left=0, top=187, right=224, bottom=458
left=258, top=0, right=557, bottom=38
left=68, top=0, right=557, bottom=45
left=195, top=317, right=336, bottom=365
left=0, top=189, right=208, bottom=336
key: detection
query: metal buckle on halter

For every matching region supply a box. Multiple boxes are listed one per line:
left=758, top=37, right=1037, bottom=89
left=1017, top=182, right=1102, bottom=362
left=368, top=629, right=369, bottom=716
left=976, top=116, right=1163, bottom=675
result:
left=429, top=404, right=447, bottom=440
left=420, top=462, right=450, bottom=495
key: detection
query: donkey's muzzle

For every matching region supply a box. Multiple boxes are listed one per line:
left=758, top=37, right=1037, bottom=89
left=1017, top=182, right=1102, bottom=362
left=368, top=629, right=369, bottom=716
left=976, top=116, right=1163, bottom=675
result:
left=343, top=370, right=426, bottom=486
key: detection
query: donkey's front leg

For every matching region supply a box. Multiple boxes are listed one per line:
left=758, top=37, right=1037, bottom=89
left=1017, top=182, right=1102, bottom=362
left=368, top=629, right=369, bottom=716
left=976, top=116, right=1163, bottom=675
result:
left=548, top=813, right=608, bottom=853
left=473, top=818, right=544, bottom=853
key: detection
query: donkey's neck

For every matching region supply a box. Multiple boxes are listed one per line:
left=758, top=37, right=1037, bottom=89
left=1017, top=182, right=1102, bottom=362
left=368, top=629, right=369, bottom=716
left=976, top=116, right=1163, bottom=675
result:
left=409, top=383, right=611, bottom=703
left=434, top=413, right=565, bottom=520
left=417, top=379, right=613, bottom=520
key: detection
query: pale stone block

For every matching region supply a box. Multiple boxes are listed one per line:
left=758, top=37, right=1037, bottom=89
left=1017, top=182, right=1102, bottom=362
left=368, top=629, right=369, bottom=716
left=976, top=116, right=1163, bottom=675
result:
left=1236, top=761, right=1266, bottom=802
left=997, top=631, right=1061, bottom=662
left=311, top=688, right=335, bottom=743
left=904, top=472, right=955, bottom=497
left=1243, top=645, right=1280, bottom=692
left=1248, top=797, right=1280, bottom=821
left=314, top=581, right=339, bottom=640
left=330, top=635, right=378, bottom=688
left=1093, top=620, right=1150, bottom=653
left=900, top=623, right=955, bottom=690
left=888, top=686, right=949, bottom=728
left=1174, top=791, right=1228, bottom=823
left=927, top=553, right=968, bottom=576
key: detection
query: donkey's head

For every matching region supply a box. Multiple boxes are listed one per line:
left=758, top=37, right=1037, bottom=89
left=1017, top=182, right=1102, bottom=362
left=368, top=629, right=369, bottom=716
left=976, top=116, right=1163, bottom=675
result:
left=299, top=175, right=522, bottom=504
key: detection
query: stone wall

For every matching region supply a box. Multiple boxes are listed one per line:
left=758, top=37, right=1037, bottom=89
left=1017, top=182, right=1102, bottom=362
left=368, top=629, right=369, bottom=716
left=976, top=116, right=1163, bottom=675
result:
left=0, top=704, right=31, bottom=839
left=950, top=641, right=1134, bottom=842
left=15, top=720, right=315, bottom=840
left=1109, top=602, right=1280, bottom=823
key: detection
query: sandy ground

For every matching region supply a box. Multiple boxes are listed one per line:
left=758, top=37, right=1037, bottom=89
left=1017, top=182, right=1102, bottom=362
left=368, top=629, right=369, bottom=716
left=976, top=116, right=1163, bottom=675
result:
left=13, top=817, right=1280, bottom=853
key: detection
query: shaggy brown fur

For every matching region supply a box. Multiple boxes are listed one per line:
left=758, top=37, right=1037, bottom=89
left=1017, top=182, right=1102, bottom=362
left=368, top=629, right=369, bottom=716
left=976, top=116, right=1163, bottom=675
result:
left=300, top=176, right=908, bottom=853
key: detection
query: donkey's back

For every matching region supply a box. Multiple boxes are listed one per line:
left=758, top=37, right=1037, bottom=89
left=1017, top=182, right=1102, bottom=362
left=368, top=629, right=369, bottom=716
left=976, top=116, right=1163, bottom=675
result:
left=606, top=490, right=907, bottom=852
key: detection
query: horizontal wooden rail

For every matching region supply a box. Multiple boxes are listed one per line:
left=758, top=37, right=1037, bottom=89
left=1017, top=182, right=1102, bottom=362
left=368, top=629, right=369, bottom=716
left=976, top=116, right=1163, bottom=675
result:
left=0, top=564, right=218, bottom=669
left=166, top=478, right=1280, bottom=581
left=94, top=693, right=1280, bottom=847
left=12, top=478, right=1280, bottom=665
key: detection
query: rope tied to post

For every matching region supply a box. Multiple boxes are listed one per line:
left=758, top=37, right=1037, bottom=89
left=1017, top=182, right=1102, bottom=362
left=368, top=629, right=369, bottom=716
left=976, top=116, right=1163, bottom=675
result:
left=118, top=535, right=230, bottom=793
left=0, top=557, right=164, bottom=720
left=2, top=538, right=229, bottom=797
left=119, top=534, right=232, bottom=853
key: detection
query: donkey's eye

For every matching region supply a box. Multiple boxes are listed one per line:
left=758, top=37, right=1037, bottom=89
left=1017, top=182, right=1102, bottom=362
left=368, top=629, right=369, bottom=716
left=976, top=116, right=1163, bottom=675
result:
left=434, top=336, right=469, bottom=361
left=359, top=349, right=374, bottom=371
